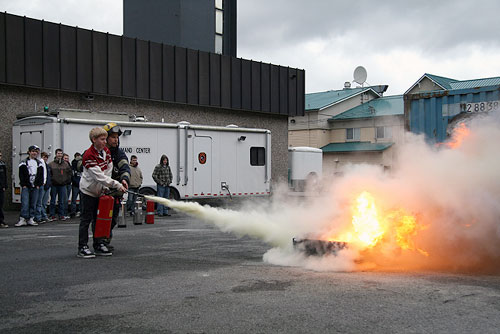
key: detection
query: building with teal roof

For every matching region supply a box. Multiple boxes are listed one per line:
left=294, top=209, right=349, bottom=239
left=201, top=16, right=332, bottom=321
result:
left=405, top=73, right=500, bottom=143
left=289, top=85, right=387, bottom=148
left=319, top=94, right=404, bottom=175
left=289, top=72, right=500, bottom=177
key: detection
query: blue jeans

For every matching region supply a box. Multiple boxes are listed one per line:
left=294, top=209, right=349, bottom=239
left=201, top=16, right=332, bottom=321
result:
left=50, top=185, right=68, bottom=218
left=71, top=185, right=80, bottom=214
left=21, top=187, right=39, bottom=219
left=35, top=187, right=50, bottom=220
left=156, top=185, right=170, bottom=215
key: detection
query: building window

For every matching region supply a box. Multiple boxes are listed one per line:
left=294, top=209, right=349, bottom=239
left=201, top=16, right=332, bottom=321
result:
left=216, top=9, right=223, bottom=34
left=215, top=1, right=223, bottom=54
left=215, top=35, right=223, bottom=54
left=250, top=147, right=266, bottom=166
left=346, top=128, right=360, bottom=141
left=376, top=126, right=392, bottom=139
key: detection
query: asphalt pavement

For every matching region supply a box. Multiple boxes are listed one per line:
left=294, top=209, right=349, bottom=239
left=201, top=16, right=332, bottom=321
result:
left=1, top=209, right=500, bottom=333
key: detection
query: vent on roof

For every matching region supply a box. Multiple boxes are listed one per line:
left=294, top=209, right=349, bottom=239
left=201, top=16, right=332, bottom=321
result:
left=344, top=82, right=351, bottom=89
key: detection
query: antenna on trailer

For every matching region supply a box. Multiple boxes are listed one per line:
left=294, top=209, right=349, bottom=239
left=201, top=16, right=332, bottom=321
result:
left=353, top=66, right=367, bottom=104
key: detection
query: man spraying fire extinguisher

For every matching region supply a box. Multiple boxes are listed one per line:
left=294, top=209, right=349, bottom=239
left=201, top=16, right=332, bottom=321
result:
left=77, top=127, right=126, bottom=259
left=102, top=122, right=130, bottom=251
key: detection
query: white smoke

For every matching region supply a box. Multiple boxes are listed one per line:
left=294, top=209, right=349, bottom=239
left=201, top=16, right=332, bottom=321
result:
left=146, top=110, right=500, bottom=273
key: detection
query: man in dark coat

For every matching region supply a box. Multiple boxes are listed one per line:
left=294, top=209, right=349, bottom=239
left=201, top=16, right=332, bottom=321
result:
left=102, top=122, right=130, bottom=251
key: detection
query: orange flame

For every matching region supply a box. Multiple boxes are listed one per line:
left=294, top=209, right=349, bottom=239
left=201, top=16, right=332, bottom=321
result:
left=444, top=122, right=470, bottom=149
left=325, top=191, right=427, bottom=256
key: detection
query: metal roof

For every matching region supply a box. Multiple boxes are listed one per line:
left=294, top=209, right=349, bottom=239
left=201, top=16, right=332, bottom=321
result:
left=305, top=87, right=380, bottom=111
left=329, top=95, right=403, bottom=121
left=406, top=73, right=500, bottom=94
left=449, top=77, right=500, bottom=89
left=425, top=73, right=458, bottom=89
left=320, top=142, right=394, bottom=153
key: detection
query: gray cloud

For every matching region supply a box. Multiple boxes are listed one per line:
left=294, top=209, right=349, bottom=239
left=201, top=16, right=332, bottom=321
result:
left=1, top=0, right=499, bottom=94
left=238, top=0, right=500, bottom=54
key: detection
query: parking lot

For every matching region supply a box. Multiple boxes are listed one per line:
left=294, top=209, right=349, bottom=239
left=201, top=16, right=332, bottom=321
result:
left=1, top=209, right=500, bottom=333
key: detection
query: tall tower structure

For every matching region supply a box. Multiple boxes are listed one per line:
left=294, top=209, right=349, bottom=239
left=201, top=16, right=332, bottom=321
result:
left=124, top=0, right=237, bottom=57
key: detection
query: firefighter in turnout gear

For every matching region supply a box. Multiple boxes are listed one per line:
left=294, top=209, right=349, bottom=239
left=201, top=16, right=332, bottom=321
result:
left=103, top=122, right=130, bottom=251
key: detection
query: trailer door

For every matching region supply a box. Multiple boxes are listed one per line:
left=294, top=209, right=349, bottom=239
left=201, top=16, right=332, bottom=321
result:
left=193, top=136, right=212, bottom=195
left=20, top=130, right=43, bottom=160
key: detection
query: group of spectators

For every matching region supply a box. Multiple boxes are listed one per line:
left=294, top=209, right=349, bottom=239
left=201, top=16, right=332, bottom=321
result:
left=15, top=146, right=82, bottom=227
left=0, top=121, right=173, bottom=259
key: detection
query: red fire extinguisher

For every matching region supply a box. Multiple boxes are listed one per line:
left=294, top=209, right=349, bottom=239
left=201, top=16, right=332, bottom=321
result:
left=145, top=200, right=155, bottom=224
left=95, top=195, right=114, bottom=238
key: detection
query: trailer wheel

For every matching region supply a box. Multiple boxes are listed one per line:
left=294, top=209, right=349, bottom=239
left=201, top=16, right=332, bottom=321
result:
left=169, top=187, right=180, bottom=201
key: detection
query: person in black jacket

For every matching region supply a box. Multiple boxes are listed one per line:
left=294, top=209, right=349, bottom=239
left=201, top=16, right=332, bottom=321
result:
left=102, top=122, right=130, bottom=251
left=16, top=145, right=44, bottom=227
left=0, top=150, right=8, bottom=228
left=70, top=152, right=82, bottom=217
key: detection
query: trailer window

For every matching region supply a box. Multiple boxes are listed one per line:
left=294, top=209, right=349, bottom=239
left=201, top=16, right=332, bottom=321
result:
left=250, top=147, right=266, bottom=166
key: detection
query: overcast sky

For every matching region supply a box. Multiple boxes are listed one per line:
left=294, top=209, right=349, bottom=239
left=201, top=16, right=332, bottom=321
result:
left=2, top=0, right=500, bottom=95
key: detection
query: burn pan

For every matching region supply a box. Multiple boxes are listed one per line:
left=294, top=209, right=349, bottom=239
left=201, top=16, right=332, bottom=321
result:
left=293, top=238, right=348, bottom=256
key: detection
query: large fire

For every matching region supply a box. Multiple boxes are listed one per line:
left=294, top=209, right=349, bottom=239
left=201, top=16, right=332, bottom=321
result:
left=325, top=191, right=428, bottom=256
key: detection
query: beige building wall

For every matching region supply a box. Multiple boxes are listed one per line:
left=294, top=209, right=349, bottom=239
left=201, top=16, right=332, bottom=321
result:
left=289, top=91, right=378, bottom=132
left=288, top=91, right=379, bottom=146
left=360, top=127, right=375, bottom=142
left=330, top=129, right=345, bottom=143
left=407, top=77, right=444, bottom=95
left=289, top=129, right=330, bottom=148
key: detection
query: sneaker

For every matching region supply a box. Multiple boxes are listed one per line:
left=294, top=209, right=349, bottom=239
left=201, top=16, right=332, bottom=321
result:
left=77, top=246, right=96, bottom=259
left=49, top=216, right=57, bottom=222
left=41, top=217, right=49, bottom=223
left=0, top=223, right=8, bottom=228
left=59, top=216, right=67, bottom=221
left=76, top=212, right=81, bottom=217
left=27, top=218, right=38, bottom=226
left=94, top=244, right=112, bottom=256
left=105, top=244, right=115, bottom=252
left=15, top=217, right=27, bottom=227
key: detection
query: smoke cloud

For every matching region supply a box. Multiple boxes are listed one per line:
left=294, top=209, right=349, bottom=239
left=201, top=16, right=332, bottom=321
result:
left=147, top=111, right=500, bottom=273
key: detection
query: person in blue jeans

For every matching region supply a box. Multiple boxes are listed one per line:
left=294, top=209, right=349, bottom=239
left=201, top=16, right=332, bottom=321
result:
left=16, top=145, right=43, bottom=227
left=152, top=154, right=172, bottom=216
left=48, top=148, right=72, bottom=221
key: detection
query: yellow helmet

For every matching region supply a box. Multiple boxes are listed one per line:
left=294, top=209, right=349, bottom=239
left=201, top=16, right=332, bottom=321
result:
left=103, top=122, right=122, bottom=136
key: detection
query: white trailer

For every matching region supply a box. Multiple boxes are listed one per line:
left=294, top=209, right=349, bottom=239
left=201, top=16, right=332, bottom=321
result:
left=12, top=109, right=271, bottom=203
left=288, top=146, right=322, bottom=192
